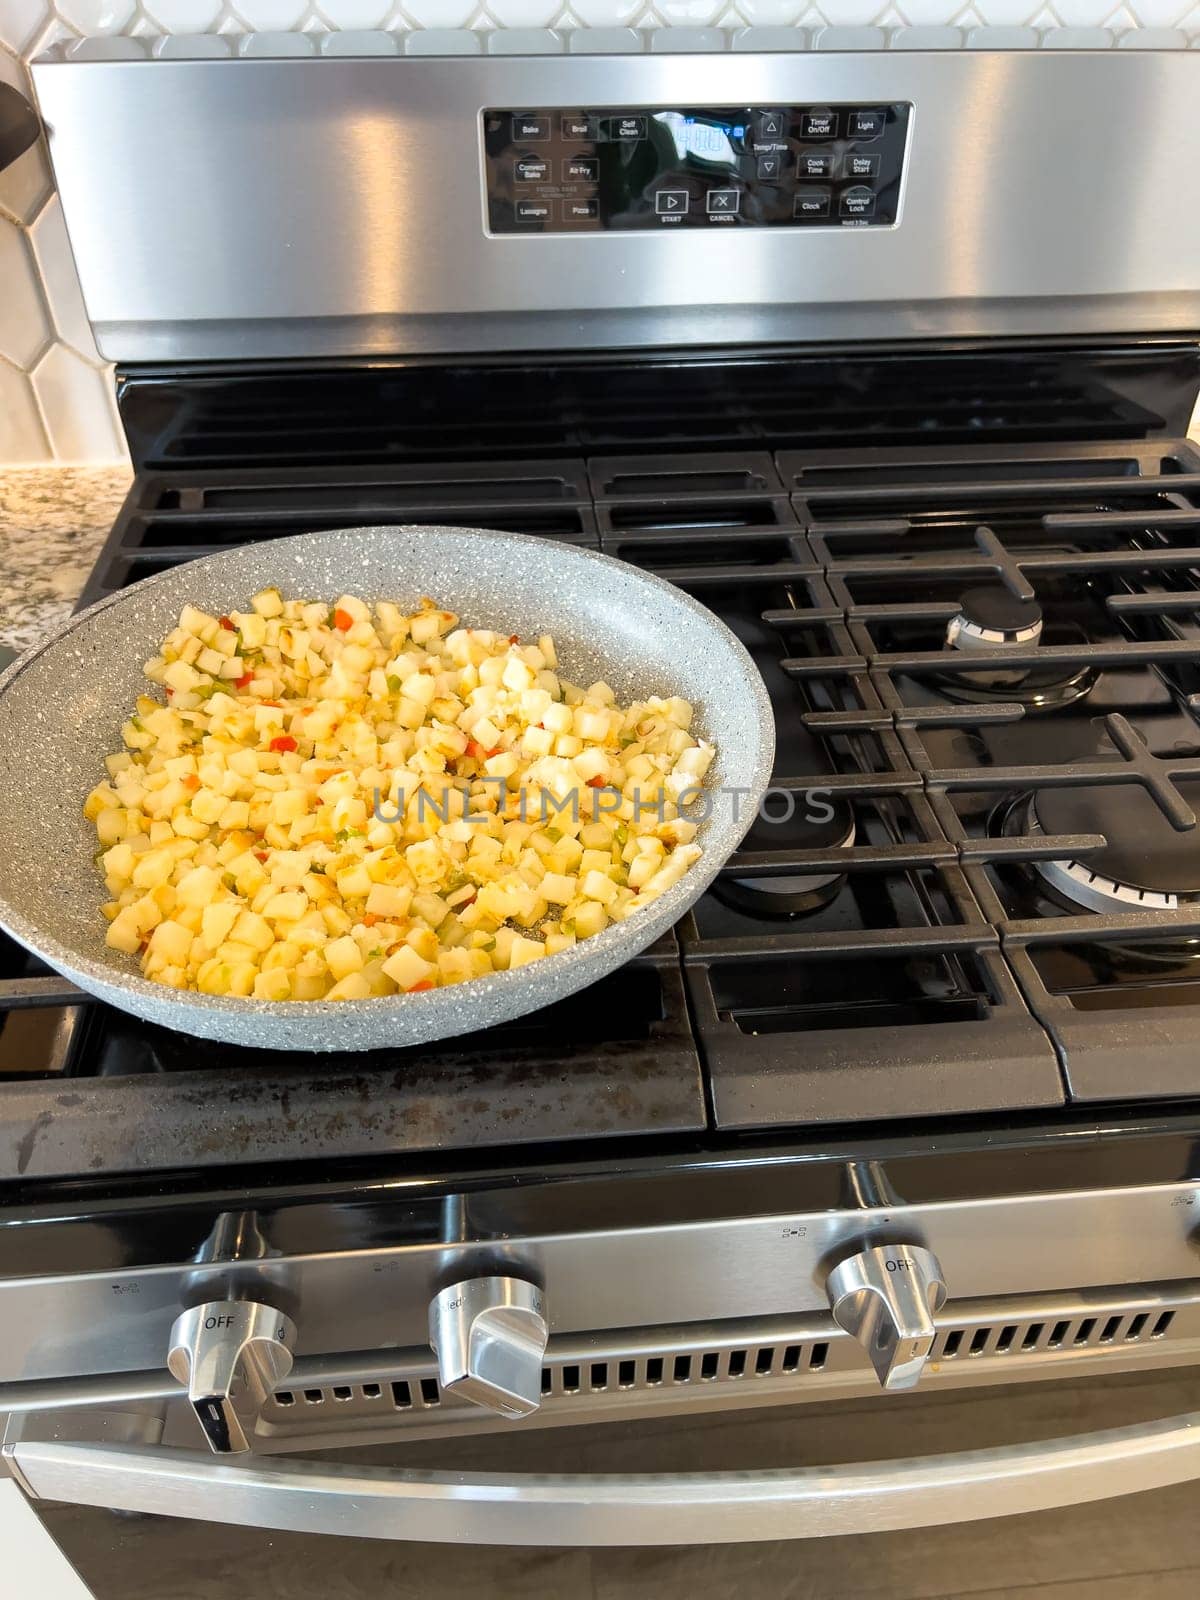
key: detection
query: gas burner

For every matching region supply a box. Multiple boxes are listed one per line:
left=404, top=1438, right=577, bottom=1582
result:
left=714, top=803, right=856, bottom=918
left=1022, top=778, right=1200, bottom=914
left=934, top=583, right=1096, bottom=711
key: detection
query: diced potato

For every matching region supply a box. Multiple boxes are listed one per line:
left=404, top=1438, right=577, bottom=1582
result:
left=381, top=943, right=434, bottom=991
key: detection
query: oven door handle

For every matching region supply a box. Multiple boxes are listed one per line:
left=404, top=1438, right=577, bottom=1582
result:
left=9, top=1408, right=1200, bottom=1545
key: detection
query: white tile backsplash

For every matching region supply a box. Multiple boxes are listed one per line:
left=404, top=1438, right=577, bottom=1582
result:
left=1, top=7, right=1198, bottom=463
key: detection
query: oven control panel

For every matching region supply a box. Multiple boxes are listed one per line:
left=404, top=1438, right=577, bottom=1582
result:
left=484, top=104, right=910, bottom=234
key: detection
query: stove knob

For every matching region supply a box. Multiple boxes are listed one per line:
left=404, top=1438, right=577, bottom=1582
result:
left=429, top=1275, right=548, bottom=1419
left=826, top=1244, right=946, bottom=1392
left=168, top=1299, right=298, bottom=1454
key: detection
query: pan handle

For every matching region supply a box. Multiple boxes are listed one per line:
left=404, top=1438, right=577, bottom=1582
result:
left=0, top=85, right=40, bottom=174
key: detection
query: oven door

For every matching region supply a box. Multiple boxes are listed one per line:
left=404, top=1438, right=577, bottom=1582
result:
left=7, top=1367, right=1200, bottom=1596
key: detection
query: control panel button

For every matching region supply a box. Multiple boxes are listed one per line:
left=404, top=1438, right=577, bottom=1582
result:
left=561, top=114, right=593, bottom=139
left=655, top=189, right=689, bottom=215
left=841, top=185, right=877, bottom=219
left=801, top=110, right=838, bottom=140
left=756, top=152, right=784, bottom=181
left=754, top=109, right=787, bottom=142
left=848, top=109, right=885, bottom=140
left=564, top=199, right=599, bottom=220
left=512, top=114, right=550, bottom=142
left=515, top=200, right=551, bottom=222
left=611, top=115, right=647, bottom=141
left=563, top=156, right=599, bottom=183
left=793, top=187, right=831, bottom=219
left=798, top=152, right=834, bottom=179
left=514, top=157, right=549, bottom=183
left=706, top=188, right=741, bottom=215
left=844, top=153, right=881, bottom=179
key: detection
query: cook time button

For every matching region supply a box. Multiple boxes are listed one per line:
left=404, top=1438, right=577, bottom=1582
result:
left=514, top=156, right=550, bottom=182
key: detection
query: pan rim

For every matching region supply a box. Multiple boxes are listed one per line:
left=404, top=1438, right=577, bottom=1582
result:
left=0, top=524, right=775, bottom=1043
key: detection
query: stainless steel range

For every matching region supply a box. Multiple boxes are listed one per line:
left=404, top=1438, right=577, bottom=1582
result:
left=4, top=38, right=1200, bottom=1577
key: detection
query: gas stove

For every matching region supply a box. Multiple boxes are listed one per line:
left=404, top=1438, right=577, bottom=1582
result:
left=5, top=42, right=1200, bottom=1563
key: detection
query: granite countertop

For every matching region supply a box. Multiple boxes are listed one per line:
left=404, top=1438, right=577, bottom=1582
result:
left=0, top=466, right=133, bottom=656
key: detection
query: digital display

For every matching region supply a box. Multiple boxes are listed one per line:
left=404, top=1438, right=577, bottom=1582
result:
left=483, top=103, right=910, bottom=235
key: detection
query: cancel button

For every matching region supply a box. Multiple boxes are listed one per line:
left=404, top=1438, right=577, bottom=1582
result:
left=840, top=185, right=876, bottom=219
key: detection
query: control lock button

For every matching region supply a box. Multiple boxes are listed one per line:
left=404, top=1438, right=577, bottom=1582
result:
left=514, top=157, right=550, bottom=182
left=655, top=189, right=689, bottom=216
left=706, top=188, right=741, bottom=214
left=793, top=187, right=831, bottom=218
left=841, top=185, right=877, bottom=219
left=844, top=153, right=881, bottom=179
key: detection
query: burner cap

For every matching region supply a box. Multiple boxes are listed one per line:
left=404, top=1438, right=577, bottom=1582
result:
left=716, top=801, right=856, bottom=917
left=948, top=585, right=1043, bottom=651
left=1032, top=779, right=1200, bottom=912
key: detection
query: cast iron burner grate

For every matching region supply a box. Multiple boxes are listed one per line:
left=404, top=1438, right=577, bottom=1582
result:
left=4, top=430, right=1200, bottom=1180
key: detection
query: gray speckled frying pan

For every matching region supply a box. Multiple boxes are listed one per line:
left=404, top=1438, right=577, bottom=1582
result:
left=0, top=527, right=774, bottom=1052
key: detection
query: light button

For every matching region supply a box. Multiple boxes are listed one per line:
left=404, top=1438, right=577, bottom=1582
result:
left=848, top=109, right=885, bottom=140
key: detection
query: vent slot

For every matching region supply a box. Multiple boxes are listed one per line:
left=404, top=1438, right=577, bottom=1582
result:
left=673, top=1355, right=692, bottom=1384
left=618, top=1360, right=637, bottom=1388
left=362, top=1383, right=381, bottom=1399
left=562, top=1364, right=581, bottom=1395
left=995, top=1325, right=1017, bottom=1353
left=391, top=1380, right=411, bottom=1409
left=1048, top=1320, right=1071, bottom=1349
left=1099, top=1316, right=1123, bottom=1344
left=1126, top=1313, right=1150, bottom=1341
left=809, top=1343, right=829, bottom=1371
left=275, top=1390, right=294, bottom=1407
left=943, top=1330, right=964, bottom=1358
left=303, top=1389, right=324, bottom=1405
left=728, top=1349, right=747, bottom=1378
left=418, top=1379, right=440, bottom=1407
left=1152, top=1311, right=1176, bottom=1339
left=1074, top=1318, right=1097, bottom=1346
left=645, top=1357, right=664, bottom=1386
left=754, top=1347, right=775, bottom=1375
left=968, top=1327, right=990, bottom=1357
left=1022, top=1323, right=1045, bottom=1351
left=590, top=1363, right=608, bottom=1391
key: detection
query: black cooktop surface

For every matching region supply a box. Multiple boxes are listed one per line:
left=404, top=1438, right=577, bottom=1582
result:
left=4, top=355, right=1200, bottom=1183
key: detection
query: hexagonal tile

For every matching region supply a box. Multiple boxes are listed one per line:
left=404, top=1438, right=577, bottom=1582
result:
left=0, top=0, right=45, bottom=54
left=731, top=0, right=806, bottom=21
left=0, top=218, right=50, bottom=370
left=402, top=0, right=477, bottom=24
left=30, top=194, right=99, bottom=362
left=485, top=0, right=561, bottom=22
left=55, top=0, right=136, bottom=33
left=141, top=0, right=225, bottom=32
left=0, top=357, right=49, bottom=462
left=655, top=0, right=725, bottom=22
left=0, top=49, right=51, bottom=227
left=315, top=0, right=391, bottom=24
left=570, top=0, right=643, bottom=20
left=30, top=343, right=125, bottom=462
left=230, top=0, right=309, bottom=29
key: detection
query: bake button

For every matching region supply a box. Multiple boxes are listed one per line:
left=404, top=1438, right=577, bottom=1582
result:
left=841, top=185, right=876, bottom=218
left=793, top=187, right=831, bottom=219
left=754, top=109, right=787, bottom=142
left=848, top=109, right=885, bottom=140
left=565, top=199, right=599, bottom=220
left=799, top=152, right=834, bottom=179
left=800, top=110, right=838, bottom=139
left=514, top=157, right=550, bottom=182
left=706, top=188, right=741, bottom=214
left=515, top=200, right=551, bottom=222
left=756, top=152, right=784, bottom=181
left=561, top=114, right=593, bottom=139
left=613, top=115, right=647, bottom=141
left=844, top=152, right=880, bottom=179
left=655, top=188, right=689, bottom=215
left=512, top=114, right=550, bottom=141
left=563, top=156, right=599, bottom=183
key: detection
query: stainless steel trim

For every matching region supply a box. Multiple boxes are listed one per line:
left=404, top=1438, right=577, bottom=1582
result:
left=29, top=52, right=1200, bottom=360
left=3, top=1181, right=1199, bottom=1387
left=13, top=1409, right=1200, bottom=1544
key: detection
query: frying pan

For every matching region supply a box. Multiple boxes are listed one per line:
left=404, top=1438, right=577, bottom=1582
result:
left=0, top=527, right=774, bottom=1052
